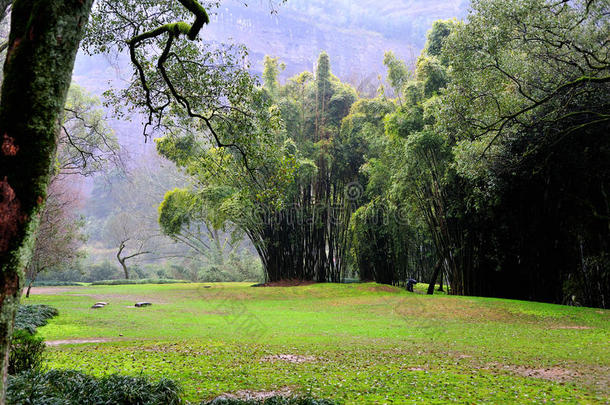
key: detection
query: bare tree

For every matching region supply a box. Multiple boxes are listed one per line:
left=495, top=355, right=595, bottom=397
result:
left=104, top=212, right=152, bottom=279
left=24, top=177, right=86, bottom=297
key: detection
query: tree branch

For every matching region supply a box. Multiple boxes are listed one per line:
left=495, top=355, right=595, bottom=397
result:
left=481, top=75, right=610, bottom=155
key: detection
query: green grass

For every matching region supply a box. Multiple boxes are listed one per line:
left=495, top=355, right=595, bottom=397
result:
left=26, top=283, right=609, bottom=404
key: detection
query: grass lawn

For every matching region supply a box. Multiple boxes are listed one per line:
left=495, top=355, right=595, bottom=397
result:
left=25, top=282, right=609, bottom=404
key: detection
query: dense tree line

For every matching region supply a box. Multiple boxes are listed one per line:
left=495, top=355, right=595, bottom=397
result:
left=158, top=0, right=608, bottom=308
left=437, top=0, right=609, bottom=307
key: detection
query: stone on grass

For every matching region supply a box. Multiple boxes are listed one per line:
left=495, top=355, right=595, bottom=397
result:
left=91, top=304, right=105, bottom=309
left=95, top=302, right=109, bottom=306
left=135, top=302, right=152, bottom=307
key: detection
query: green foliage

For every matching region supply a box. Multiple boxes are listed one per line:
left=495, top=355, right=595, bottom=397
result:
left=349, top=200, right=411, bottom=284
left=441, top=0, right=609, bottom=142
left=424, top=19, right=456, bottom=60
left=263, top=56, right=285, bottom=98
left=8, top=330, right=45, bottom=375
left=384, top=102, right=424, bottom=138
left=383, top=51, right=410, bottom=100
left=315, top=52, right=332, bottom=107
left=14, top=305, right=59, bottom=335
left=12, top=303, right=57, bottom=377
left=158, top=188, right=202, bottom=236
left=88, top=260, right=122, bottom=281
left=431, top=0, right=610, bottom=304
left=415, top=56, right=447, bottom=97
left=30, top=281, right=83, bottom=287
left=158, top=52, right=364, bottom=282
left=6, top=369, right=183, bottom=405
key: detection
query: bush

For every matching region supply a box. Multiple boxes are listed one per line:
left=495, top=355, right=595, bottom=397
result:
left=8, top=330, right=46, bottom=375
left=14, top=304, right=59, bottom=334
left=198, top=251, right=264, bottom=283
left=87, top=260, right=123, bottom=282
left=30, top=280, right=83, bottom=287
left=91, top=278, right=191, bottom=286
left=204, top=397, right=337, bottom=405
left=7, top=369, right=184, bottom=405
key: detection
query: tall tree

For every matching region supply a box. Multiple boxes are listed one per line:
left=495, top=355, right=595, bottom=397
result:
left=0, top=1, right=93, bottom=398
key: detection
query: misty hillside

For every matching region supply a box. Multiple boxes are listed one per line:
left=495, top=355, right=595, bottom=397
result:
left=74, top=0, right=468, bottom=91
left=208, top=0, right=467, bottom=79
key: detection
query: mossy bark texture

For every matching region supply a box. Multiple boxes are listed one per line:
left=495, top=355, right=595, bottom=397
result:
left=0, top=0, right=93, bottom=402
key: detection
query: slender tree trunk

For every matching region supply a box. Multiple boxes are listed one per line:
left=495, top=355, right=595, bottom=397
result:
left=25, top=270, right=38, bottom=298
left=119, top=258, right=129, bottom=279
left=25, top=280, right=33, bottom=299
left=116, top=241, right=129, bottom=279
left=427, top=259, right=442, bottom=295
left=0, top=1, right=93, bottom=399
left=437, top=270, right=444, bottom=292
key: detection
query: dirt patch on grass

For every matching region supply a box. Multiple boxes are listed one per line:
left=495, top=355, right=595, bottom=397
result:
left=68, top=293, right=169, bottom=305
left=486, top=363, right=580, bottom=382
left=253, top=280, right=317, bottom=287
left=356, top=283, right=403, bottom=293
left=551, top=325, right=593, bottom=330
left=216, top=387, right=294, bottom=401
left=25, top=287, right=87, bottom=295
left=46, top=338, right=116, bottom=346
left=261, top=354, right=317, bottom=364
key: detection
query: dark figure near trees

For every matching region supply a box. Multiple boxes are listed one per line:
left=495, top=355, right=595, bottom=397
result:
left=406, top=279, right=418, bottom=292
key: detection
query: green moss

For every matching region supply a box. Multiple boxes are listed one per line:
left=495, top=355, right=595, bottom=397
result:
left=168, top=22, right=192, bottom=37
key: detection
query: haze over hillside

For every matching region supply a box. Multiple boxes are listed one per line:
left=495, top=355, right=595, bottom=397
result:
left=73, top=0, right=468, bottom=92
left=208, top=0, right=467, bottom=79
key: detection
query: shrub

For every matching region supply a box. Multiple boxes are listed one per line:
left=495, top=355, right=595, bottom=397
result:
left=8, top=330, right=46, bottom=375
left=88, top=260, right=123, bottom=282
left=7, top=369, right=184, bottom=405
left=91, top=278, right=191, bottom=285
left=204, top=397, right=337, bottom=405
left=30, top=280, right=83, bottom=287
left=14, top=304, right=59, bottom=334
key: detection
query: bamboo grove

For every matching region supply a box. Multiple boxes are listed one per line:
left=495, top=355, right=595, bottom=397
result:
left=157, top=0, right=609, bottom=308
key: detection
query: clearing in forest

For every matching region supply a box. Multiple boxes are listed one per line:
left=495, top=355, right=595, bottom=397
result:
left=28, top=282, right=609, bottom=404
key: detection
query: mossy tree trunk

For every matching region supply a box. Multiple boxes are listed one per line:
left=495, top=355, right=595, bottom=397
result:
left=0, top=0, right=93, bottom=401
